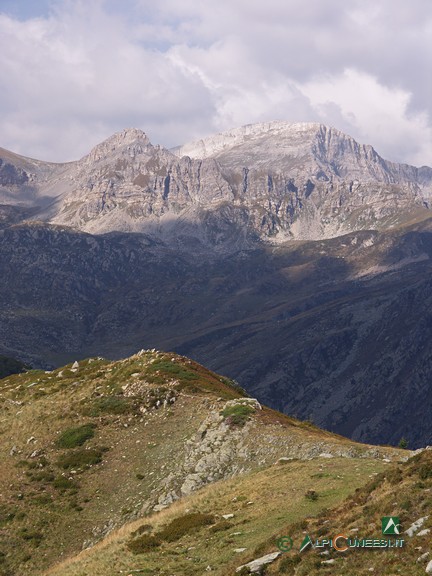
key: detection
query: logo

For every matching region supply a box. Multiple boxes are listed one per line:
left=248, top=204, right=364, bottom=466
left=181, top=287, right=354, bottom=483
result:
left=299, top=535, right=314, bottom=552
left=276, top=536, right=293, bottom=552
left=277, top=519, right=404, bottom=555
left=382, top=517, right=401, bottom=535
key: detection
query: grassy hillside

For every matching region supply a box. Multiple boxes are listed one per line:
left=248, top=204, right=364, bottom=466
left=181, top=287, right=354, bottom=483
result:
left=44, top=456, right=394, bottom=576
left=0, top=350, right=403, bottom=575
left=42, top=449, right=432, bottom=576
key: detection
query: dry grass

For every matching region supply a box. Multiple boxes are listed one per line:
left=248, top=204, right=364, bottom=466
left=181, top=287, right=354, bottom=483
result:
left=43, top=456, right=391, bottom=576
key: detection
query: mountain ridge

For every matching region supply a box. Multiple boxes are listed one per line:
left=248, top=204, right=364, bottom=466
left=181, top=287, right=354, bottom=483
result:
left=1, top=122, right=431, bottom=244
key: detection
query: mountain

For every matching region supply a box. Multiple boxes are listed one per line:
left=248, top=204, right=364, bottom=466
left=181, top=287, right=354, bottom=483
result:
left=1, top=123, right=432, bottom=448
left=0, top=350, right=402, bottom=576
left=1, top=122, right=431, bottom=245
left=0, top=355, right=29, bottom=378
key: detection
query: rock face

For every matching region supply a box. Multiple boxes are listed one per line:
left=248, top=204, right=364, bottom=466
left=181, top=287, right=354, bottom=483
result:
left=1, top=122, right=431, bottom=246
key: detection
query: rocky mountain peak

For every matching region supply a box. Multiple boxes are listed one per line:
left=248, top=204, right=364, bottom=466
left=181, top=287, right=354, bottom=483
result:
left=84, top=127, right=152, bottom=164
left=173, top=121, right=324, bottom=160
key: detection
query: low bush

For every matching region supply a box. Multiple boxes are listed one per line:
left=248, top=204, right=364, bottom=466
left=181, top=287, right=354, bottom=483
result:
left=147, top=360, right=199, bottom=383
left=221, top=404, right=254, bottom=427
left=159, top=512, right=215, bottom=542
left=209, top=520, right=233, bottom=533
left=56, top=424, right=96, bottom=449
left=127, top=534, right=161, bottom=554
left=386, top=468, right=403, bottom=485
left=56, top=447, right=106, bottom=470
left=19, top=529, right=43, bottom=545
left=131, top=524, right=152, bottom=537
left=83, top=396, right=132, bottom=416
left=305, top=490, right=318, bottom=501
left=419, top=463, right=432, bottom=480
left=53, top=476, right=78, bottom=491
left=27, top=470, right=55, bottom=483
left=220, top=377, right=248, bottom=396
left=30, top=495, right=52, bottom=506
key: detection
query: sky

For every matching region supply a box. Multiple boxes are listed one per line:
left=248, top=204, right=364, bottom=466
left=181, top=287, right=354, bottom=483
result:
left=0, top=0, right=431, bottom=166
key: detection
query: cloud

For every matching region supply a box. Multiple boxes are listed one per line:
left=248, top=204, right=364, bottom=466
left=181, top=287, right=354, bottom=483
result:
left=0, top=0, right=431, bottom=165
left=0, top=2, right=215, bottom=160
left=303, top=69, right=432, bottom=166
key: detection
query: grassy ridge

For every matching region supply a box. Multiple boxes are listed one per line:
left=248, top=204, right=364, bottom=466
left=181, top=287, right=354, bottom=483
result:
left=0, top=350, right=403, bottom=576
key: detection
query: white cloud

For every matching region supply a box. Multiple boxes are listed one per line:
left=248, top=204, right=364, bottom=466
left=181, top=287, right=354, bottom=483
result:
left=0, top=0, right=431, bottom=165
left=302, top=69, right=432, bottom=165
left=0, top=3, right=215, bottom=160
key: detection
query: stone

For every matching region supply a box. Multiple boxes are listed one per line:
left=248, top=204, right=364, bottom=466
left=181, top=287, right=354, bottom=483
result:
left=417, top=552, right=430, bottom=563
left=236, top=551, right=282, bottom=573
left=426, top=559, right=432, bottom=574
left=406, top=517, right=429, bottom=537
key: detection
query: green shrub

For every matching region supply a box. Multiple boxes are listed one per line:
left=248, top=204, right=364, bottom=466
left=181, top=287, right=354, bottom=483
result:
left=209, top=520, right=233, bottom=533
left=30, top=495, right=52, bottom=506
left=253, top=541, right=269, bottom=556
left=305, top=490, right=318, bottom=501
left=84, top=396, right=131, bottom=416
left=221, top=404, right=254, bottom=427
left=27, top=470, right=55, bottom=483
left=56, top=424, right=96, bottom=449
left=56, top=447, right=106, bottom=470
left=19, top=528, right=43, bottom=545
left=131, top=524, right=152, bottom=537
left=147, top=361, right=199, bottom=382
left=400, top=498, right=412, bottom=511
left=127, top=534, right=161, bottom=554
left=398, top=437, right=409, bottom=449
left=0, top=506, right=16, bottom=526
left=53, top=476, right=78, bottom=490
left=418, top=463, right=432, bottom=480
left=159, top=512, right=215, bottom=542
